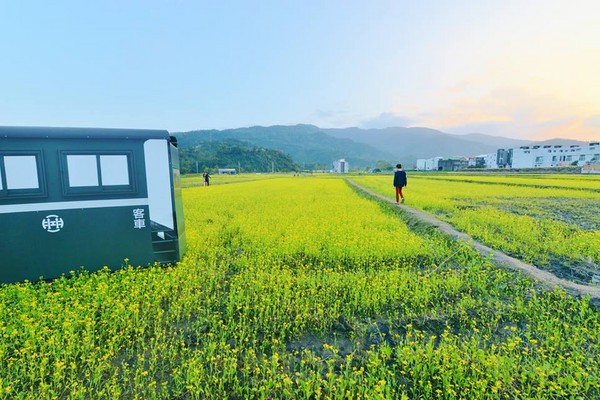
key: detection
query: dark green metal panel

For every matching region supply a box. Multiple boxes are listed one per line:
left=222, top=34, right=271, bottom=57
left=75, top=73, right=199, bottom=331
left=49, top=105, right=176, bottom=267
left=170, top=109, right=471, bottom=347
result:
left=0, top=137, right=149, bottom=205
left=0, top=127, right=186, bottom=284
left=2, top=206, right=153, bottom=283
left=0, top=126, right=169, bottom=140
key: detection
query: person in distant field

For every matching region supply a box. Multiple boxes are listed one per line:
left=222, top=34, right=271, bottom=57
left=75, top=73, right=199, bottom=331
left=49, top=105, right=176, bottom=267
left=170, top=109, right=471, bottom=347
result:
left=203, top=171, right=210, bottom=186
left=393, top=163, right=407, bottom=204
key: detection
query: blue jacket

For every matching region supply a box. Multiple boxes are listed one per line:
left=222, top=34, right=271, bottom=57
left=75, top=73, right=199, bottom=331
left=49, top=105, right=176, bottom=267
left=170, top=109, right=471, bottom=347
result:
left=393, top=170, right=407, bottom=187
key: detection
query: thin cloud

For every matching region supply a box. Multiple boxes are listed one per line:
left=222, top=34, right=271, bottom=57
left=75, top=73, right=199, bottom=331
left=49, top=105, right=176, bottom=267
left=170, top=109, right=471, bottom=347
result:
left=405, top=84, right=600, bottom=141
left=310, top=109, right=357, bottom=128
left=360, top=112, right=414, bottom=129
left=584, top=116, right=600, bottom=128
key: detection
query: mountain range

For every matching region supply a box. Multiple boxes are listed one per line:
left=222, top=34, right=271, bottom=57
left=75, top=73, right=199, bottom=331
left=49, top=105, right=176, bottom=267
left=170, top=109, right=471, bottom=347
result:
left=175, top=125, right=590, bottom=169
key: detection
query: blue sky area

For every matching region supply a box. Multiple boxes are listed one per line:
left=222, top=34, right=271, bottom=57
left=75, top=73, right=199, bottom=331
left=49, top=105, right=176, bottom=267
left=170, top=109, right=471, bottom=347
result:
left=1, top=1, right=599, bottom=140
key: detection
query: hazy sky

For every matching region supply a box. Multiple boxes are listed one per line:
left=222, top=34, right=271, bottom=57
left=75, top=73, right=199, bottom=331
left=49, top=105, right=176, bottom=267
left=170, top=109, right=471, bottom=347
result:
left=1, top=1, right=598, bottom=140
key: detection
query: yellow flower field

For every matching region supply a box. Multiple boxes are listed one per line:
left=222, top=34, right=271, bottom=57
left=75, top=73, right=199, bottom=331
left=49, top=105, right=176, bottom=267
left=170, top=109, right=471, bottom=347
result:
left=1, top=175, right=599, bottom=399
left=353, top=173, right=600, bottom=285
left=417, top=173, right=600, bottom=191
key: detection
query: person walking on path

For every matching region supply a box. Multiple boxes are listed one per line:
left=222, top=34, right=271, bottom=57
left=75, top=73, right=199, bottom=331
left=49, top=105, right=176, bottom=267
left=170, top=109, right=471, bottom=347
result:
left=203, top=171, right=210, bottom=187
left=393, top=163, right=407, bottom=204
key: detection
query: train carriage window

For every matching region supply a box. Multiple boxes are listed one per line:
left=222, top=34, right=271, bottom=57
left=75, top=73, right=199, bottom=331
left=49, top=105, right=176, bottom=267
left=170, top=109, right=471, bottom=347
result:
left=5, top=155, right=40, bottom=189
left=67, top=155, right=99, bottom=187
left=100, top=155, right=129, bottom=186
left=0, top=152, right=45, bottom=198
left=62, top=152, right=134, bottom=195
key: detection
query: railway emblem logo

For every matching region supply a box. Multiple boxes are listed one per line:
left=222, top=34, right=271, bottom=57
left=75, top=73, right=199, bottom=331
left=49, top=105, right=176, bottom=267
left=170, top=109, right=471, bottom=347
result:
left=42, top=215, right=64, bottom=233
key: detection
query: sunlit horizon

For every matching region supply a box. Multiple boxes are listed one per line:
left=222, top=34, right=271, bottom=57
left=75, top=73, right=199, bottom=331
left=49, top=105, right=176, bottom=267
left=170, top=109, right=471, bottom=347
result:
left=0, top=1, right=598, bottom=142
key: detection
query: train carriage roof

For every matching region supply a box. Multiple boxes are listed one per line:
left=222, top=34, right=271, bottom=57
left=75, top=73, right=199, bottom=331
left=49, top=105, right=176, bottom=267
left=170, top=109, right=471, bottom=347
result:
left=0, top=126, right=170, bottom=140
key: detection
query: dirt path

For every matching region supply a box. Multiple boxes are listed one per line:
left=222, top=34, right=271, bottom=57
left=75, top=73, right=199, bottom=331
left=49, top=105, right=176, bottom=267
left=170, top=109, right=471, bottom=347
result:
left=347, top=179, right=600, bottom=299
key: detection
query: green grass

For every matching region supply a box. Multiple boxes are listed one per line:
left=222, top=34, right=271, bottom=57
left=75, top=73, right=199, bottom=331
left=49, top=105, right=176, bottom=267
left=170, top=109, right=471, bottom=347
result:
left=1, top=176, right=599, bottom=399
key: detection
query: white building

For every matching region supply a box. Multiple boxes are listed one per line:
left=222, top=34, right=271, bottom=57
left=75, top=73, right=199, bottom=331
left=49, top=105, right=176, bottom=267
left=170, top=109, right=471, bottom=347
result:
left=332, top=159, right=350, bottom=173
left=466, top=155, right=487, bottom=168
left=415, top=141, right=599, bottom=170
left=416, top=156, right=443, bottom=171
left=511, top=142, right=600, bottom=168
left=484, top=152, right=498, bottom=169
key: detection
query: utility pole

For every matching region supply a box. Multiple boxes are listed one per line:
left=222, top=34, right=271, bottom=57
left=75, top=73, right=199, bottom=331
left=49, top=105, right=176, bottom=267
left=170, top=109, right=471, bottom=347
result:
left=272, top=161, right=274, bottom=174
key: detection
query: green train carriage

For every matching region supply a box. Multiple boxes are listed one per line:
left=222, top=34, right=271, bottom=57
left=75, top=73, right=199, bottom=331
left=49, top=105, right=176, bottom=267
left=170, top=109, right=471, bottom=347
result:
left=0, top=126, right=186, bottom=283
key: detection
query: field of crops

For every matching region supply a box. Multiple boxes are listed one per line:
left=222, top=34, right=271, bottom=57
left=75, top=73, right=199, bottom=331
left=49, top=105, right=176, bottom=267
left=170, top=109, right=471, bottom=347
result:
left=181, top=172, right=286, bottom=188
left=413, top=173, right=600, bottom=191
left=1, top=174, right=600, bottom=399
left=353, top=173, right=600, bottom=286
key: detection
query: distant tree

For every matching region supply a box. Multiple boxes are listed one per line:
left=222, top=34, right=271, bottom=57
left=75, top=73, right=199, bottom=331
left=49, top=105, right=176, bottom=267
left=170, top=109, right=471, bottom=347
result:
left=302, top=162, right=330, bottom=171
left=375, top=160, right=394, bottom=171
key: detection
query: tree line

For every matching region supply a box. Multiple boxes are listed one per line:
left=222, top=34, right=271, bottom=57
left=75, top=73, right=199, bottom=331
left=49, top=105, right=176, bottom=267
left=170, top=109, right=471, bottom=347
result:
left=179, top=140, right=299, bottom=174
